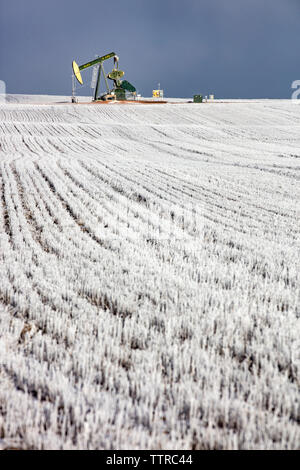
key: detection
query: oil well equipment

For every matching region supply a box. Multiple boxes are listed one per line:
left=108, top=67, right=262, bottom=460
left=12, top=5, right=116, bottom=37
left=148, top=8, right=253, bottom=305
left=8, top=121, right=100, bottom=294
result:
left=72, top=52, right=136, bottom=102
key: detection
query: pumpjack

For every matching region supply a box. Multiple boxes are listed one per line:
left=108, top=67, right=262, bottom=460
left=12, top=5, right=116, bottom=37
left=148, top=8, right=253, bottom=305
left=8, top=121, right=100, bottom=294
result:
left=72, top=52, right=136, bottom=101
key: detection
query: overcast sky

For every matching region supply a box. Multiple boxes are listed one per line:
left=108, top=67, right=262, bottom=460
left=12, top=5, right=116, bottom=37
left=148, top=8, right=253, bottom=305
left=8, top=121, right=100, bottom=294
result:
left=0, top=0, right=299, bottom=98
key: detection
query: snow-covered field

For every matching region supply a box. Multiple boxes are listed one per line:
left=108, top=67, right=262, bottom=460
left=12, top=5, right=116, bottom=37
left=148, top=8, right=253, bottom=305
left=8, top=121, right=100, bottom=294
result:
left=0, top=98, right=299, bottom=450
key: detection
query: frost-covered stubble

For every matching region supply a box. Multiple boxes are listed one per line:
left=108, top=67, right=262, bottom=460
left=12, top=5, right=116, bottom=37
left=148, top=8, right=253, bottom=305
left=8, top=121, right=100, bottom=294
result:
left=0, top=99, right=299, bottom=449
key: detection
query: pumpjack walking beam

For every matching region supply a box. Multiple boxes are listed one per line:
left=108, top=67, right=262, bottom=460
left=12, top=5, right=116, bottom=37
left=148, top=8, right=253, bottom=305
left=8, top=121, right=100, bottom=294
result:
left=76, top=52, right=116, bottom=73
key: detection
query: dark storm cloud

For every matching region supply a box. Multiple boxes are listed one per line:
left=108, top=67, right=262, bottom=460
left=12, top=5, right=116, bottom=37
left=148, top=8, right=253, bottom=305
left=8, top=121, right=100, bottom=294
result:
left=0, top=0, right=299, bottom=98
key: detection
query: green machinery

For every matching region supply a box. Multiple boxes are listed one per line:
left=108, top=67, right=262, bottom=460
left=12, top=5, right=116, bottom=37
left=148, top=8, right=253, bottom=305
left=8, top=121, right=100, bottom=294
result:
left=72, top=52, right=136, bottom=101
left=193, top=94, right=203, bottom=103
